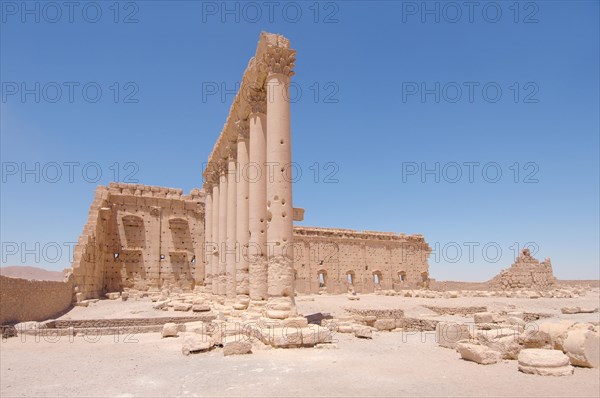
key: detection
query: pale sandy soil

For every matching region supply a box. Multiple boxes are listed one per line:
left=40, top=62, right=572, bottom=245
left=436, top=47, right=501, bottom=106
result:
left=1, top=292, right=599, bottom=398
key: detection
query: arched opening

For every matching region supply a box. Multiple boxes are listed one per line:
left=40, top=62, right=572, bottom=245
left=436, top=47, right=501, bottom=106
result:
left=373, top=271, right=382, bottom=290
left=318, top=270, right=327, bottom=288
left=399, top=271, right=407, bottom=284
left=346, top=271, right=354, bottom=285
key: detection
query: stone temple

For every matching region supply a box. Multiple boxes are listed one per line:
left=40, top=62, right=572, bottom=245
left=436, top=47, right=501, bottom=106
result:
left=68, top=32, right=432, bottom=319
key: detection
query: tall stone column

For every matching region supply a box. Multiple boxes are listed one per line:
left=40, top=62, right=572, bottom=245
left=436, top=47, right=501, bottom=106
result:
left=218, top=159, right=228, bottom=296
left=234, top=119, right=250, bottom=310
left=204, top=183, right=213, bottom=292
left=265, top=45, right=296, bottom=319
left=211, top=178, right=220, bottom=295
left=225, top=145, right=237, bottom=300
left=248, top=89, right=268, bottom=305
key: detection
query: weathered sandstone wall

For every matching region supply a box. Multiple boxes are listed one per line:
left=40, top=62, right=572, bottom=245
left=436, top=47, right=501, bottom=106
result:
left=0, top=275, right=73, bottom=324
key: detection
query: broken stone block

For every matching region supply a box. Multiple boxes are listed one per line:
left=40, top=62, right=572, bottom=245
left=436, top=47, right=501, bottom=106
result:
left=315, top=343, right=338, bottom=349
left=181, top=333, right=214, bottom=355
left=162, top=323, right=178, bottom=338
left=374, top=318, right=396, bottom=331
left=174, top=303, right=192, bottom=312
left=105, top=292, right=120, bottom=300
left=301, top=325, right=332, bottom=346
left=282, top=317, right=308, bottom=328
left=436, top=322, right=471, bottom=349
left=540, top=321, right=577, bottom=350
left=518, top=349, right=573, bottom=376
left=183, top=321, right=205, bottom=334
left=474, top=312, right=494, bottom=324
left=153, top=300, right=169, bottom=310
left=354, top=328, right=373, bottom=339
left=518, top=329, right=552, bottom=350
left=223, top=341, right=252, bottom=356
left=456, top=342, right=502, bottom=365
left=562, top=306, right=599, bottom=314
left=192, top=304, right=211, bottom=312
left=561, top=328, right=599, bottom=368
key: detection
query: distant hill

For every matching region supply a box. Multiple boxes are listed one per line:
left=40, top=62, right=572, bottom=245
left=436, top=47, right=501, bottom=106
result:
left=0, top=266, right=65, bottom=282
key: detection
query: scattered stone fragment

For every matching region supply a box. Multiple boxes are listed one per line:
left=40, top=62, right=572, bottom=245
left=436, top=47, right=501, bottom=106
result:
left=561, top=328, right=600, bottom=368
left=456, top=342, right=502, bottom=365
left=354, top=328, right=373, bottom=339
left=162, top=323, right=178, bottom=338
left=436, top=322, right=471, bottom=349
left=223, top=341, right=252, bottom=356
left=174, top=303, right=192, bottom=312
left=182, top=333, right=214, bottom=355
left=192, top=304, right=211, bottom=312
left=373, top=318, right=395, bottom=331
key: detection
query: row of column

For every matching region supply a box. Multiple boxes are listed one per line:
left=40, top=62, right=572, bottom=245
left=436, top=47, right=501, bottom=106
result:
left=203, top=59, right=296, bottom=316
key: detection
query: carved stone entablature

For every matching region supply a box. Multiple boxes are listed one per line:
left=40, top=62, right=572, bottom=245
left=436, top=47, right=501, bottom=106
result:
left=264, top=47, right=296, bottom=77
left=248, top=87, right=266, bottom=114
left=236, top=119, right=250, bottom=141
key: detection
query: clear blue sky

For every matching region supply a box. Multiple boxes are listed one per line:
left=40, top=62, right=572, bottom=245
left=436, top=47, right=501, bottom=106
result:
left=1, top=1, right=598, bottom=281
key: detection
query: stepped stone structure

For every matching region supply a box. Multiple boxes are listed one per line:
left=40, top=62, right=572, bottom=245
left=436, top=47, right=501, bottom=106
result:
left=489, top=248, right=556, bottom=290
left=68, top=32, right=432, bottom=316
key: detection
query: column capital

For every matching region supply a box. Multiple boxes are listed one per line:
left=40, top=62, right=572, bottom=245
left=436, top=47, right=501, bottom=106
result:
left=264, top=46, right=296, bottom=77
left=225, top=142, right=237, bottom=161
left=236, top=119, right=250, bottom=141
left=216, top=159, right=228, bottom=175
left=248, top=87, right=267, bottom=114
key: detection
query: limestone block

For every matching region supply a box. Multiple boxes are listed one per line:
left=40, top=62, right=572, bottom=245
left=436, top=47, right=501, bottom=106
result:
left=153, top=300, right=169, bottom=310
left=182, top=333, right=214, bottom=355
left=474, top=312, right=494, bottom=324
left=355, top=327, right=373, bottom=339
left=539, top=321, right=577, bottom=350
left=281, top=317, right=308, bottom=328
left=518, top=349, right=573, bottom=376
left=162, top=323, right=178, bottom=338
left=374, top=318, right=396, bottom=331
left=270, top=327, right=302, bottom=348
left=106, top=292, right=120, bottom=300
left=192, top=304, right=211, bottom=312
left=301, top=325, right=332, bottom=346
left=183, top=321, right=205, bottom=333
left=561, top=307, right=581, bottom=314
left=561, top=328, right=599, bottom=368
left=518, top=329, right=552, bottom=350
left=436, top=322, right=471, bottom=349
left=223, top=341, right=252, bottom=356
left=456, top=342, right=502, bottom=365
left=174, top=303, right=192, bottom=312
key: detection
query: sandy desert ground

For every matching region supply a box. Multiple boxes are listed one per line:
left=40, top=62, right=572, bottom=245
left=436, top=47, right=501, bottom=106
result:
left=2, top=290, right=600, bottom=398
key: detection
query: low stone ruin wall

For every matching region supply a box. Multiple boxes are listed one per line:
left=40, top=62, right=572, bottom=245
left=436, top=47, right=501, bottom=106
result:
left=0, top=275, right=73, bottom=325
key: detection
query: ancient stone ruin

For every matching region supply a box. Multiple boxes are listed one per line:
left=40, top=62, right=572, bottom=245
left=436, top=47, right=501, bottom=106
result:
left=65, top=32, right=432, bottom=318
left=489, top=248, right=557, bottom=290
